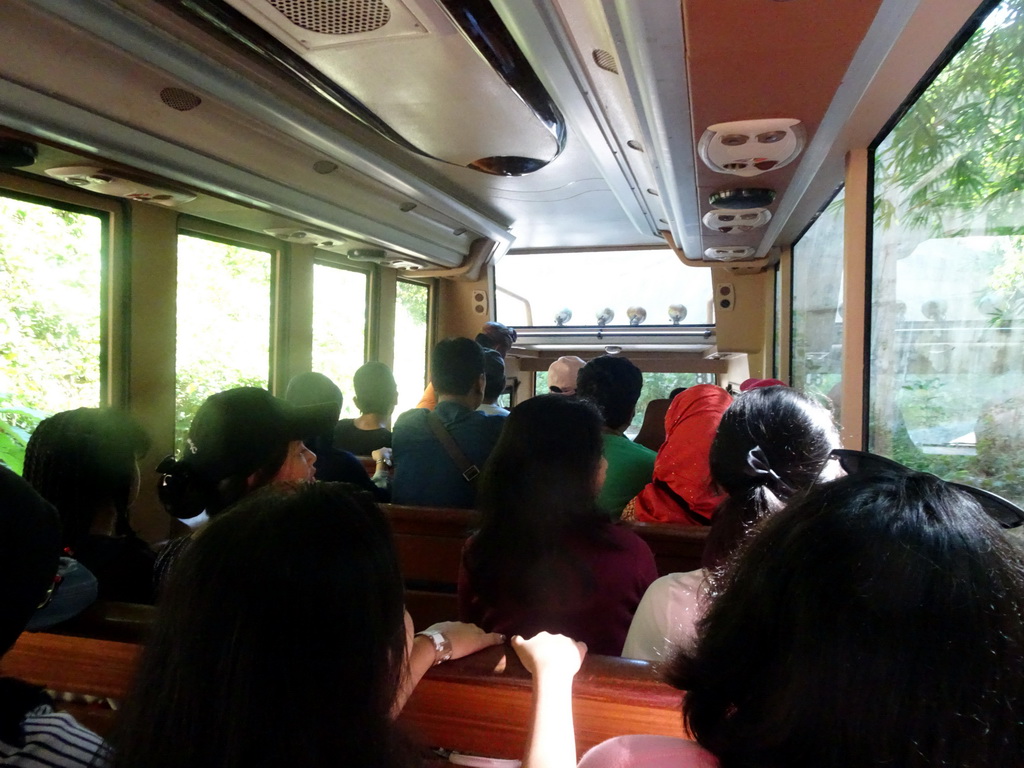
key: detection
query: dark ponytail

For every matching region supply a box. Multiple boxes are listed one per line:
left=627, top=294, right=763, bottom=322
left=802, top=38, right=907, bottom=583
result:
left=703, top=387, right=837, bottom=568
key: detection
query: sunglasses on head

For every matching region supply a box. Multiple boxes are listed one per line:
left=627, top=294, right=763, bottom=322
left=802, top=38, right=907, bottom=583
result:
left=830, top=448, right=1024, bottom=530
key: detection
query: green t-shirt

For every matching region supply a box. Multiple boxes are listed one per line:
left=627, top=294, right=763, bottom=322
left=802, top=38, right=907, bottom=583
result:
left=598, top=432, right=656, bottom=517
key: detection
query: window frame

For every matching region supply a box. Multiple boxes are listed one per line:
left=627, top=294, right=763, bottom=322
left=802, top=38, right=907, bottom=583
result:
left=0, top=175, right=118, bottom=406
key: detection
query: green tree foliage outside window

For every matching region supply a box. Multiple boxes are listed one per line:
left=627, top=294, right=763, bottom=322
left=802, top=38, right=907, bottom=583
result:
left=311, top=264, right=368, bottom=417
left=393, top=280, right=429, bottom=416
left=871, top=0, right=1024, bottom=505
left=0, top=196, right=102, bottom=472
left=174, top=235, right=272, bottom=449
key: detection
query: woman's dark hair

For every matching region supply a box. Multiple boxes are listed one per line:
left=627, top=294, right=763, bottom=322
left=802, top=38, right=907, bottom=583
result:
left=284, top=372, right=343, bottom=414
left=24, top=408, right=151, bottom=550
left=703, top=386, right=837, bottom=568
left=466, top=395, right=614, bottom=605
left=157, top=444, right=289, bottom=520
left=111, top=482, right=412, bottom=768
left=576, top=355, right=643, bottom=430
left=671, top=471, right=1024, bottom=768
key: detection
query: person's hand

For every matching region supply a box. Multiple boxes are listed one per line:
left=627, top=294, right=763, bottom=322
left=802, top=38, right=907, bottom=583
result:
left=423, top=621, right=505, bottom=661
left=512, top=632, right=587, bottom=679
left=372, top=447, right=393, bottom=467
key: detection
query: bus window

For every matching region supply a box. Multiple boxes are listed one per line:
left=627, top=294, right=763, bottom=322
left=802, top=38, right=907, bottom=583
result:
left=174, top=233, right=272, bottom=449
left=870, top=0, right=1024, bottom=507
left=792, top=187, right=845, bottom=410
left=535, top=370, right=704, bottom=438
left=0, top=193, right=104, bottom=472
left=495, top=249, right=713, bottom=328
left=311, top=263, right=368, bottom=418
left=393, top=279, right=430, bottom=415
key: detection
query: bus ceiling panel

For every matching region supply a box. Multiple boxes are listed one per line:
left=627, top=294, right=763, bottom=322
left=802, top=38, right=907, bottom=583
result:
left=772, top=0, right=989, bottom=249
left=0, top=76, right=472, bottom=268
left=598, top=0, right=702, bottom=260
left=488, top=0, right=669, bottom=240
left=16, top=0, right=514, bottom=259
left=683, top=0, right=888, bottom=263
left=186, top=0, right=566, bottom=176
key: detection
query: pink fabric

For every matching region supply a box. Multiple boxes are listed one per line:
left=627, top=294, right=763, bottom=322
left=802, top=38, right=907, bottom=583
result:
left=739, top=378, right=786, bottom=392
left=627, top=385, right=732, bottom=525
left=578, top=735, right=718, bottom=768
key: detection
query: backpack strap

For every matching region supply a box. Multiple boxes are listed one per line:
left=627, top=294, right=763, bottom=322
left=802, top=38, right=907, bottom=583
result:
left=425, top=412, right=480, bottom=482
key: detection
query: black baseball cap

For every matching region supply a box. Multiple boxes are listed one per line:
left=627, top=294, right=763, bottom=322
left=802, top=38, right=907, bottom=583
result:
left=181, top=387, right=337, bottom=484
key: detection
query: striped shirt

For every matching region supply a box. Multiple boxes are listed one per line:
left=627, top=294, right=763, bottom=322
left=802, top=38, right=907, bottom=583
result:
left=0, top=705, right=107, bottom=767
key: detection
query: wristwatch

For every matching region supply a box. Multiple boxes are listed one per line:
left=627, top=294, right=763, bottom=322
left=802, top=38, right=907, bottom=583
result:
left=416, top=628, right=453, bottom=665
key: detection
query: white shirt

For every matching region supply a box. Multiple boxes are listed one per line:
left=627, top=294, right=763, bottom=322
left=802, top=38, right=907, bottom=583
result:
left=621, top=569, right=710, bottom=662
left=476, top=403, right=509, bottom=417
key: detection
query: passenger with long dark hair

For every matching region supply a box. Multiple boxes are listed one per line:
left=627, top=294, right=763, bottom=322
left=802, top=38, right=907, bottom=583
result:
left=111, top=483, right=503, bottom=768
left=623, top=386, right=837, bottom=660
left=458, top=395, right=657, bottom=655
left=516, top=469, right=1024, bottom=768
left=24, top=407, right=157, bottom=603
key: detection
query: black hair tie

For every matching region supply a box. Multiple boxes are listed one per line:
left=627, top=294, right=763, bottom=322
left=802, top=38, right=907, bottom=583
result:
left=743, top=446, right=796, bottom=499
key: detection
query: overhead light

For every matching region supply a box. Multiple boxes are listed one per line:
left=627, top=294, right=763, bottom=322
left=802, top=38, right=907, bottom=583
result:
left=698, top=119, right=804, bottom=176
left=44, top=166, right=196, bottom=206
left=709, top=188, right=777, bottom=209
left=596, top=308, right=615, bottom=326
left=667, top=304, right=688, bottom=324
left=702, top=208, right=772, bottom=233
left=626, top=306, right=647, bottom=326
left=704, top=247, right=756, bottom=261
left=554, top=308, right=572, bottom=326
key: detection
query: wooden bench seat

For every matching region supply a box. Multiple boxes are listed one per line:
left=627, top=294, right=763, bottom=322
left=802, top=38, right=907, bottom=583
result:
left=382, top=504, right=709, bottom=628
left=1, top=632, right=687, bottom=758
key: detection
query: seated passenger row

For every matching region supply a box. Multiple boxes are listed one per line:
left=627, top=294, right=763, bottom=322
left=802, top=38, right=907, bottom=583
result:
left=3, top=453, right=1022, bottom=767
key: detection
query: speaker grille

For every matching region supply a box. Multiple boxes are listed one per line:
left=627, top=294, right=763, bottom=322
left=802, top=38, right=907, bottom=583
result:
left=592, top=49, right=619, bottom=74
left=268, top=0, right=391, bottom=35
left=160, top=87, right=202, bottom=111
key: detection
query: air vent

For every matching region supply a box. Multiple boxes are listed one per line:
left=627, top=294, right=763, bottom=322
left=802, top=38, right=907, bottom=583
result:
left=267, top=0, right=391, bottom=35
left=592, top=49, right=619, bottom=74
left=704, top=247, right=756, bottom=261
left=160, top=87, right=202, bottom=111
left=698, top=118, right=804, bottom=177
left=702, top=208, right=771, bottom=233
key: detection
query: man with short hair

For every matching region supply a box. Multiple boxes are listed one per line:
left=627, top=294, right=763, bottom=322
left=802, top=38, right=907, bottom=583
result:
left=392, top=338, right=506, bottom=508
left=576, top=355, right=656, bottom=517
left=333, top=362, right=398, bottom=455
left=477, top=348, right=509, bottom=417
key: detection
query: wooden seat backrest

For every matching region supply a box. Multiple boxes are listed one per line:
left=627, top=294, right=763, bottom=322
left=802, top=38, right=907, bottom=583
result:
left=382, top=504, right=709, bottom=627
left=1, top=633, right=687, bottom=758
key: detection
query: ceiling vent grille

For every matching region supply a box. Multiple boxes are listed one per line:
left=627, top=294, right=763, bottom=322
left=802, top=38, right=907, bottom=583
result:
left=592, top=49, right=619, bottom=74
left=160, top=87, right=202, bottom=111
left=266, top=0, right=391, bottom=36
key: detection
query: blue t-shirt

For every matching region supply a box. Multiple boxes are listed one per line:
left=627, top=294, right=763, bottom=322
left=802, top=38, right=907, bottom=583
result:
left=391, top=401, right=506, bottom=508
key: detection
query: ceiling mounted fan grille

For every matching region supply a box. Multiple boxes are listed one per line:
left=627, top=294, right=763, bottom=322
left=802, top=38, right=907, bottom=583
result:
left=267, top=0, right=392, bottom=35
left=592, top=49, right=619, bottom=74
left=160, top=87, right=202, bottom=111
